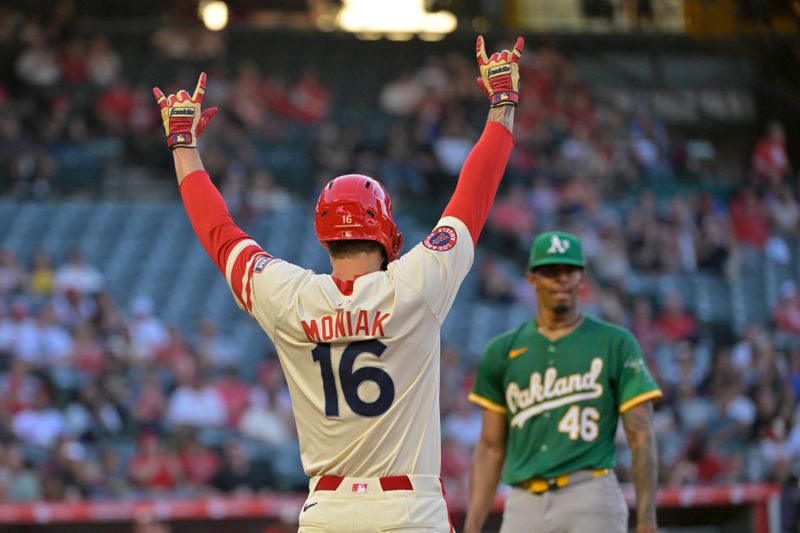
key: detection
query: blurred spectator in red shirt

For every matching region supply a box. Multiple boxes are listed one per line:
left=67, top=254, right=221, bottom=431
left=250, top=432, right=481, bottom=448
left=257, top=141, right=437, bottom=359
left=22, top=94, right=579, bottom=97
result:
left=59, top=37, right=87, bottom=85
left=752, top=121, right=790, bottom=189
left=729, top=186, right=770, bottom=248
left=0, top=359, right=41, bottom=414
left=134, top=372, right=167, bottom=429
left=667, top=434, right=725, bottom=486
left=656, top=293, right=697, bottom=343
left=177, top=431, right=220, bottom=488
left=155, top=326, right=194, bottom=376
left=289, top=70, right=330, bottom=124
left=214, top=366, right=252, bottom=427
left=489, top=184, right=536, bottom=246
left=97, top=80, right=135, bottom=133
left=262, top=74, right=291, bottom=118
left=71, top=323, right=105, bottom=377
left=128, top=87, right=161, bottom=136
left=773, top=281, right=800, bottom=336
left=129, top=432, right=184, bottom=492
left=440, top=437, right=471, bottom=502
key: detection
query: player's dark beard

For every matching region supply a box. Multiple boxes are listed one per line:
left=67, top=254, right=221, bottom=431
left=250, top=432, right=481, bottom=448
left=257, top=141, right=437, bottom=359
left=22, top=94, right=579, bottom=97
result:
left=552, top=303, right=571, bottom=315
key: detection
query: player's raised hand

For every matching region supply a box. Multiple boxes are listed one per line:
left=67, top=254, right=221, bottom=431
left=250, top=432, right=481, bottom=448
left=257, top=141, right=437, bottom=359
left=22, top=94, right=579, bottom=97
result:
left=475, top=35, right=524, bottom=108
left=153, top=72, right=218, bottom=150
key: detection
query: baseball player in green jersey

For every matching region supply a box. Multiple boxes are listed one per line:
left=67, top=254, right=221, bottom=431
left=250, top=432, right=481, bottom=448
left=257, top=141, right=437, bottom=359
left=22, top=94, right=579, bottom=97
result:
left=464, top=231, right=662, bottom=533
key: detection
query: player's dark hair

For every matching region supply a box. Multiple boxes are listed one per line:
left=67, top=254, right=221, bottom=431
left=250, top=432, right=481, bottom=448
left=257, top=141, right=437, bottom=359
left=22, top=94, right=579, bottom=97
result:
left=326, top=240, right=387, bottom=261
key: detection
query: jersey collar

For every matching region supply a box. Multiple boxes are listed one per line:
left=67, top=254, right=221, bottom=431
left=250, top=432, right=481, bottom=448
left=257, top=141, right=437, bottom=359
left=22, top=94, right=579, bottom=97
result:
left=532, top=314, right=587, bottom=343
left=331, top=275, right=362, bottom=296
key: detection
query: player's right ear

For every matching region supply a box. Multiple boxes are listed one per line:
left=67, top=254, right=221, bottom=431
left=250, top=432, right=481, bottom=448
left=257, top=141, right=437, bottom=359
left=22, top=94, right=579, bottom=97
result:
left=526, top=271, right=538, bottom=287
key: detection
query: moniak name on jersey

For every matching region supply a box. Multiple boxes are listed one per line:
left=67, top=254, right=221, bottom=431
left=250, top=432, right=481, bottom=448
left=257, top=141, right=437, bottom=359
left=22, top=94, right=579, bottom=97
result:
left=301, top=309, right=390, bottom=342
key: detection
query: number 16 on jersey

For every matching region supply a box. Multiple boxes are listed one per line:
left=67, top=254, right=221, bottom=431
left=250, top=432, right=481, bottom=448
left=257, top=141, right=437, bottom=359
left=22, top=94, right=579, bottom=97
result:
left=311, top=340, right=396, bottom=417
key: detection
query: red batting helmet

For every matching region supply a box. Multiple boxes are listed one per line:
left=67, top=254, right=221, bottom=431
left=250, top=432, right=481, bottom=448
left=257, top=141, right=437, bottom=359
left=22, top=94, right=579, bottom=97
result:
left=315, top=174, right=403, bottom=261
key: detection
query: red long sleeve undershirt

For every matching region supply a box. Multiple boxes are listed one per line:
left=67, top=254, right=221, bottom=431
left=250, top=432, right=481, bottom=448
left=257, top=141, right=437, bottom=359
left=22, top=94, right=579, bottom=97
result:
left=442, top=121, right=514, bottom=246
left=179, top=171, right=251, bottom=275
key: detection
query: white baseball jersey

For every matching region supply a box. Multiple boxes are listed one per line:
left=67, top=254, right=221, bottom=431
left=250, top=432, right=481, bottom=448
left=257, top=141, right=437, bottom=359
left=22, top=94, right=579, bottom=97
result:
left=224, top=216, right=473, bottom=477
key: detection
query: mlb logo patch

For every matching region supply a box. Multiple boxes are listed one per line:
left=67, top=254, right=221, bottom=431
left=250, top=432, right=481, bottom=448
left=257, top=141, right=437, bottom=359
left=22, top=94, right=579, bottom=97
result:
left=351, top=483, right=368, bottom=493
left=423, top=226, right=457, bottom=252
left=254, top=255, right=273, bottom=273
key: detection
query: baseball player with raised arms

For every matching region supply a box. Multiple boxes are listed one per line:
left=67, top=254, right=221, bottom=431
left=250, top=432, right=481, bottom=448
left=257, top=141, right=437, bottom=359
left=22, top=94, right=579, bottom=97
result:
left=153, top=36, right=523, bottom=532
left=464, top=231, right=662, bottom=533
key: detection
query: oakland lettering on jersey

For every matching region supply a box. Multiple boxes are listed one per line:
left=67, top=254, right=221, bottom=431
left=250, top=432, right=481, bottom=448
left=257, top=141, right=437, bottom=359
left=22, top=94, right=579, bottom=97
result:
left=506, top=357, right=604, bottom=429
left=301, top=309, right=390, bottom=342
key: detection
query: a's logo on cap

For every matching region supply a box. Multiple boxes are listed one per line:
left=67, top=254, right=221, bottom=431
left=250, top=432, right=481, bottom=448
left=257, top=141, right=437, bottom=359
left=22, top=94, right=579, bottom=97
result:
left=423, top=226, right=457, bottom=252
left=546, top=235, right=570, bottom=255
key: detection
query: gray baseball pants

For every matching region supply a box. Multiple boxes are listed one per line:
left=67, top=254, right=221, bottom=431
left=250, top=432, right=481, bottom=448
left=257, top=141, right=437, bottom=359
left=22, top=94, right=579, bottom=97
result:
left=499, top=472, right=628, bottom=533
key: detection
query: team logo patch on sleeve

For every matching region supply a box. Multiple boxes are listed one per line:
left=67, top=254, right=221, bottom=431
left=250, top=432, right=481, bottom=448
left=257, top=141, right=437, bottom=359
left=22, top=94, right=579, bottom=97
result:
left=423, top=226, right=457, bottom=251
left=253, top=255, right=274, bottom=273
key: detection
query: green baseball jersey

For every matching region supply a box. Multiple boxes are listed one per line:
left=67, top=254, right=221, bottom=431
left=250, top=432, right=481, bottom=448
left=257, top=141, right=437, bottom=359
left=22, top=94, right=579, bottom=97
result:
left=469, top=315, right=661, bottom=485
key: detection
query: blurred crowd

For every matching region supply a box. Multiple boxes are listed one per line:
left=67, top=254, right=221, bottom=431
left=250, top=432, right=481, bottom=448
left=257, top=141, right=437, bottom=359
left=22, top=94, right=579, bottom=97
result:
left=0, top=247, right=306, bottom=502
left=0, top=4, right=328, bottom=200
left=2, top=5, right=800, bottom=524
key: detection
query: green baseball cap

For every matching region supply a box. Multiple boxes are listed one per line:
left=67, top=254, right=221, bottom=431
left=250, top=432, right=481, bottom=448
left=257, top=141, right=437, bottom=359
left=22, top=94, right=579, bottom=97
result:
left=529, top=231, right=585, bottom=270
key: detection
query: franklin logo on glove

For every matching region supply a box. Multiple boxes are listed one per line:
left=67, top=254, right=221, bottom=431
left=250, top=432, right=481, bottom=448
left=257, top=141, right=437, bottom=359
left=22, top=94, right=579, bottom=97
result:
left=488, top=65, right=511, bottom=77
left=153, top=72, right=218, bottom=149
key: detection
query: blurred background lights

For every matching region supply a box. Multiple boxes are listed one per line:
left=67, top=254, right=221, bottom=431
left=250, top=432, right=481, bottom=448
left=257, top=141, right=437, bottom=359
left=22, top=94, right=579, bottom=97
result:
left=336, top=0, right=457, bottom=39
left=199, top=0, right=229, bottom=31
